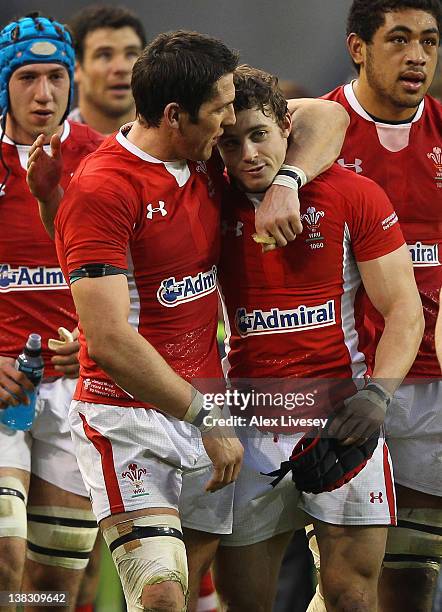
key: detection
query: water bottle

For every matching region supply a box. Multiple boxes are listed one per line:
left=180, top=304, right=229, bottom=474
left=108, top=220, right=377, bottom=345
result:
left=1, top=334, right=44, bottom=431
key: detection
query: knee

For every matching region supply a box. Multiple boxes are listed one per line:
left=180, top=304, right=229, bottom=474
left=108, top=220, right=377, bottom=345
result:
left=321, top=569, right=377, bottom=612
left=102, top=514, right=188, bottom=611
left=0, top=548, right=24, bottom=590
left=141, top=580, right=185, bottom=611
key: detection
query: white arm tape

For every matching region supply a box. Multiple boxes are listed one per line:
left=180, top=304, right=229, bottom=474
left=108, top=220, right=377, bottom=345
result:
left=272, top=164, right=307, bottom=191
left=183, top=390, right=223, bottom=433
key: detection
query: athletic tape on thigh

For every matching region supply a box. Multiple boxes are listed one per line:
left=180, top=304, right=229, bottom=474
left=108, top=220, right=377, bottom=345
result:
left=306, top=525, right=321, bottom=571
left=384, top=507, right=442, bottom=571
left=26, top=506, right=98, bottom=570
left=0, top=477, right=27, bottom=539
left=102, top=514, right=188, bottom=611
left=306, top=585, right=326, bottom=612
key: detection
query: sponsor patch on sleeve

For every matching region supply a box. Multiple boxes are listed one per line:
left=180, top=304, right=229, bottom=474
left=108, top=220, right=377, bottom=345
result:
left=381, top=212, right=399, bottom=231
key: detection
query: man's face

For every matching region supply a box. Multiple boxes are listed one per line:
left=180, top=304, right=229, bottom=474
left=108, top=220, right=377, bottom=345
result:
left=7, top=63, right=70, bottom=143
left=76, top=26, right=143, bottom=118
left=356, top=9, right=439, bottom=117
left=218, top=107, right=290, bottom=193
left=178, top=73, right=236, bottom=161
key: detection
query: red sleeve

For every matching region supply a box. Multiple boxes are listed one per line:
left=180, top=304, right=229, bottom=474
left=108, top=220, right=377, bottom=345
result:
left=344, top=176, right=405, bottom=262
left=55, top=170, right=138, bottom=275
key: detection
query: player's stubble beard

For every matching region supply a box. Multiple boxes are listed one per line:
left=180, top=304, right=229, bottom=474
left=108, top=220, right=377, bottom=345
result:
left=365, top=46, right=428, bottom=113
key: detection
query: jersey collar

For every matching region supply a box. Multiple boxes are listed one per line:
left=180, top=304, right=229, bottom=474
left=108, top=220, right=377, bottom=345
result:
left=343, top=81, right=425, bottom=125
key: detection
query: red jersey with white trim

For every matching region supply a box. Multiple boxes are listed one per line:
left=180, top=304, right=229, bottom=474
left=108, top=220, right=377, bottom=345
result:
left=0, top=121, right=103, bottom=377
left=219, top=164, right=405, bottom=380
left=324, top=84, right=442, bottom=378
left=55, top=130, right=224, bottom=406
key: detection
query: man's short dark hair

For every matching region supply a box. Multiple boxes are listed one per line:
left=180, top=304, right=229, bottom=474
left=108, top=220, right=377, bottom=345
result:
left=69, top=5, right=146, bottom=63
left=347, top=0, right=442, bottom=43
left=131, top=30, right=239, bottom=127
left=232, top=65, right=288, bottom=130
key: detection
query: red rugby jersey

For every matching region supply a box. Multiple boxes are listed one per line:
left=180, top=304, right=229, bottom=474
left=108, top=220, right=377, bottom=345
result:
left=324, top=84, right=442, bottom=378
left=0, top=121, right=103, bottom=377
left=55, top=130, right=225, bottom=406
left=219, top=165, right=405, bottom=381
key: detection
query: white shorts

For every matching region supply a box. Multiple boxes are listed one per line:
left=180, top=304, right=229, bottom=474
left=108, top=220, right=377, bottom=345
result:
left=69, top=400, right=234, bottom=531
left=386, top=381, right=442, bottom=497
left=0, top=377, right=87, bottom=497
left=220, top=427, right=396, bottom=547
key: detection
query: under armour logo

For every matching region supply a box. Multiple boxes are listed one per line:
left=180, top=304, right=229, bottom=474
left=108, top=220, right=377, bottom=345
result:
left=338, top=158, right=363, bottom=174
left=146, top=201, right=167, bottom=219
left=369, top=491, right=383, bottom=503
left=221, top=220, right=243, bottom=237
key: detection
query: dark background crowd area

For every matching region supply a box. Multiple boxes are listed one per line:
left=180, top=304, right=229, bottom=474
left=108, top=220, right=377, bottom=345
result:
left=2, top=0, right=441, bottom=99
left=2, top=0, right=357, bottom=97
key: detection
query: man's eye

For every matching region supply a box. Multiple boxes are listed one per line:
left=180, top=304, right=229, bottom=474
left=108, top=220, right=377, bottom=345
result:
left=252, top=131, right=267, bottom=141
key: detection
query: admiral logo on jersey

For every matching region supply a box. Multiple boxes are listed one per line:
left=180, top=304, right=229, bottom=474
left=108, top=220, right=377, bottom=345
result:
left=235, top=299, right=336, bottom=337
left=157, top=265, right=217, bottom=307
left=0, top=264, right=68, bottom=292
left=408, top=242, right=440, bottom=267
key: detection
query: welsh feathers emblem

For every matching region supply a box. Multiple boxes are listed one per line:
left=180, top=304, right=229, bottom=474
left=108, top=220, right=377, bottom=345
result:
left=301, top=206, right=325, bottom=231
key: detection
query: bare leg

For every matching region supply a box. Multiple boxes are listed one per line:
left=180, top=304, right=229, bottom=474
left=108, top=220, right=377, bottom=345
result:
left=76, top=534, right=103, bottom=608
left=379, top=485, right=442, bottom=612
left=182, top=528, right=220, bottom=612
left=314, top=519, right=387, bottom=612
left=214, top=531, right=293, bottom=612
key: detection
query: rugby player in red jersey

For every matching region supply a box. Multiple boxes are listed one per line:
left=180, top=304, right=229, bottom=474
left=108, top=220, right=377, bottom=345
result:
left=213, top=65, right=423, bottom=612
left=323, top=1, right=442, bottom=609
left=0, top=14, right=102, bottom=610
left=26, top=31, right=350, bottom=611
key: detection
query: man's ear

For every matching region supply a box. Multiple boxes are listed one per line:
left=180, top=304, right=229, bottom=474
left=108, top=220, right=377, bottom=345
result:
left=347, top=33, right=365, bottom=70
left=282, top=111, right=292, bottom=138
left=164, top=102, right=182, bottom=128
left=74, top=61, right=82, bottom=85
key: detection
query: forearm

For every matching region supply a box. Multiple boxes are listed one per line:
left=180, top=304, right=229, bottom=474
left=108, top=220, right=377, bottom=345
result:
left=286, top=99, right=349, bottom=181
left=37, top=185, right=64, bottom=239
left=372, top=303, right=424, bottom=394
left=88, top=322, right=193, bottom=418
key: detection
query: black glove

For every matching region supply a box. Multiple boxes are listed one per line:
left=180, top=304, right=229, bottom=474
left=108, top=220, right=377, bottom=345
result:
left=264, top=415, right=380, bottom=494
